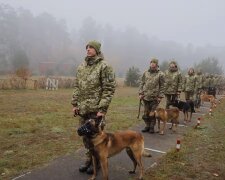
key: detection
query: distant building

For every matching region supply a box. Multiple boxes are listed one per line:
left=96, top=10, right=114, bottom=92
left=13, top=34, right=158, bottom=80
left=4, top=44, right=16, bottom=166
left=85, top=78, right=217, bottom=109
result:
left=39, top=61, right=74, bottom=75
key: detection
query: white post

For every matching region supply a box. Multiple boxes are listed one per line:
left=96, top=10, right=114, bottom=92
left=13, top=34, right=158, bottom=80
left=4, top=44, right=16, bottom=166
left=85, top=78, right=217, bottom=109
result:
left=46, top=78, right=49, bottom=90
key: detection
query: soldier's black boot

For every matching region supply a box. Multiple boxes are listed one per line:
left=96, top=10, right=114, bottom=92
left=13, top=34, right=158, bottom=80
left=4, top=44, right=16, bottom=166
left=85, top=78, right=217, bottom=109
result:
left=141, top=126, right=150, bottom=132
left=86, top=159, right=101, bottom=175
left=79, top=151, right=91, bottom=173
left=86, top=164, right=94, bottom=174
left=142, top=115, right=150, bottom=133
left=149, top=117, right=156, bottom=134
left=79, top=162, right=90, bottom=172
left=149, top=127, right=155, bottom=133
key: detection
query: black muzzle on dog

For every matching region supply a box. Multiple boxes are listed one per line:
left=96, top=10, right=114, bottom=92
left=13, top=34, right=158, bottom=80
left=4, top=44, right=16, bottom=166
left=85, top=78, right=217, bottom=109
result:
left=77, top=122, right=94, bottom=136
left=77, top=117, right=103, bottom=137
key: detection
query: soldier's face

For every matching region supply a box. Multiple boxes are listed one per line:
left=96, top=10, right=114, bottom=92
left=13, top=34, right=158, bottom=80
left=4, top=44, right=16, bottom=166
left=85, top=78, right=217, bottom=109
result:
left=188, top=69, right=194, bottom=75
left=86, top=46, right=97, bottom=57
left=169, top=63, right=177, bottom=71
left=150, top=62, right=157, bottom=69
left=170, top=63, right=176, bottom=69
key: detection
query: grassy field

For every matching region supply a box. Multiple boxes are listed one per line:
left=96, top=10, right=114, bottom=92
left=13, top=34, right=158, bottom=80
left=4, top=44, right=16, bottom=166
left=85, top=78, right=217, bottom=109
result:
left=145, top=96, right=225, bottom=180
left=0, top=87, right=143, bottom=179
left=2, top=86, right=224, bottom=180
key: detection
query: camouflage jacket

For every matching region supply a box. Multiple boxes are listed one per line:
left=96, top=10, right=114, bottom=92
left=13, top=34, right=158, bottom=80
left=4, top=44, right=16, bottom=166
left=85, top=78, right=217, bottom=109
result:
left=139, top=69, right=165, bottom=101
left=209, top=77, right=215, bottom=88
left=183, top=74, right=197, bottom=92
left=195, top=74, right=204, bottom=89
left=71, top=55, right=116, bottom=115
left=204, top=77, right=210, bottom=88
left=164, top=69, right=182, bottom=94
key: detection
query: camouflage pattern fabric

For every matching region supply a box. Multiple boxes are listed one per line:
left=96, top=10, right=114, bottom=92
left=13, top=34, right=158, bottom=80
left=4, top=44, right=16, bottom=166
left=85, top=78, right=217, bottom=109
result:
left=204, top=76, right=210, bottom=89
left=139, top=69, right=165, bottom=101
left=195, top=73, right=204, bottom=89
left=185, top=91, right=195, bottom=101
left=164, top=69, right=182, bottom=94
left=183, top=74, right=197, bottom=92
left=71, top=54, right=116, bottom=115
left=142, top=99, right=158, bottom=127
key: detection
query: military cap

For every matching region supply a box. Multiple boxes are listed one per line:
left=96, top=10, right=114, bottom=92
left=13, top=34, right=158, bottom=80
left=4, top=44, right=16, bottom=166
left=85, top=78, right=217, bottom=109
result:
left=169, top=60, right=177, bottom=65
left=150, top=58, right=159, bottom=65
left=86, top=40, right=101, bottom=54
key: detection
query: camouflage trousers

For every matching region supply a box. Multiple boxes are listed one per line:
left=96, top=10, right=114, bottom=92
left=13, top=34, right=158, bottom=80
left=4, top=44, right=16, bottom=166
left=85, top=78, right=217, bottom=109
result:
left=165, top=94, right=177, bottom=109
left=142, top=99, right=158, bottom=128
left=195, top=89, right=202, bottom=108
left=184, top=91, right=195, bottom=101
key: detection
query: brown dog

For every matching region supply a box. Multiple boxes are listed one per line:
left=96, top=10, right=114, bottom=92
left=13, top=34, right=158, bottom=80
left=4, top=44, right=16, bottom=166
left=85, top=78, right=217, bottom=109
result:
left=77, top=119, right=151, bottom=180
left=200, top=93, right=216, bottom=108
left=155, top=107, right=180, bottom=135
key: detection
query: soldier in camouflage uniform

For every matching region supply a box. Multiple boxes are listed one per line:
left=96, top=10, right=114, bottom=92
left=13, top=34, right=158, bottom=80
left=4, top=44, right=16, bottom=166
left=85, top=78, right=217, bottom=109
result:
left=139, top=58, right=165, bottom=133
left=164, top=61, right=182, bottom=109
left=203, top=73, right=210, bottom=90
left=195, top=69, right=204, bottom=108
left=217, top=75, right=224, bottom=94
left=208, top=74, right=216, bottom=97
left=182, top=68, right=197, bottom=108
left=71, top=40, right=116, bottom=174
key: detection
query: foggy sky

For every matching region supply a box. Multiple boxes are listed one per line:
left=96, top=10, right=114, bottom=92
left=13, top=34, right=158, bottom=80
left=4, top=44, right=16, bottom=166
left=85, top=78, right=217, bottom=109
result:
left=1, top=0, right=225, bottom=47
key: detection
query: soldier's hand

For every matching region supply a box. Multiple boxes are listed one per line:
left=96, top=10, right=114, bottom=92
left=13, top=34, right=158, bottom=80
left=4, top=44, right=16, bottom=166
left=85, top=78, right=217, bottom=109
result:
left=139, top=95, right=145, bottom=100
left=72, top=107, right=79, bottom=116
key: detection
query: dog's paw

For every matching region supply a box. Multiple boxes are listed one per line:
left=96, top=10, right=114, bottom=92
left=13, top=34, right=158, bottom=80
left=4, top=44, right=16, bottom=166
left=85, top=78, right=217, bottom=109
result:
left=129, top=170, right=136, bottom=174
left=159, top=132, right=164, bottom=135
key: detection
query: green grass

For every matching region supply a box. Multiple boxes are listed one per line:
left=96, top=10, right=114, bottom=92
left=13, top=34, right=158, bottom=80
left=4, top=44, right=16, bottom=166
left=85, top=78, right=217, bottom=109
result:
left=144, top=97, right=225, bottom=180
left=0, top=87, right=144, bottom=179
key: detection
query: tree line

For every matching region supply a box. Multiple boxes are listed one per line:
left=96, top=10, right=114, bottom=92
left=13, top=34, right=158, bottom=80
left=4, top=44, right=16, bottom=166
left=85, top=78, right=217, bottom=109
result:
left=0, top=4, right=224, bottom=77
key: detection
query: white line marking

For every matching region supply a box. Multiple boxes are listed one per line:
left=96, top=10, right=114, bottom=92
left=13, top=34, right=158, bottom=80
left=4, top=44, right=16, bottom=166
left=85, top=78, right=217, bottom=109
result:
left=165, top=122, right=187, bottom=127
left=150, top=162, right=157, bottom=168
left=194, top=112, right=205, bottom=115
left=200, top=106, right=210, bottom=109
left=144, top=148, right=166, bottom=154
left=12, top=172, right=31, bottom=180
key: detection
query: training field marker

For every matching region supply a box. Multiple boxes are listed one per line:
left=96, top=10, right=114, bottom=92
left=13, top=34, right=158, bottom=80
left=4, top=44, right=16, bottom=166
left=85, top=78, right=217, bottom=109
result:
left=144, top=147, right=166, bottom=154
left=12, top=172, right=31, bottom=180
left=176, top=139, right=181, bottom=151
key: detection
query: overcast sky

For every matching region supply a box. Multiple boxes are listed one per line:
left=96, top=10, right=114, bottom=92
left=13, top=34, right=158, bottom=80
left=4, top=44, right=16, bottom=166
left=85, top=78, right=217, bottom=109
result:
left=1, top=0, right=225, bottom=47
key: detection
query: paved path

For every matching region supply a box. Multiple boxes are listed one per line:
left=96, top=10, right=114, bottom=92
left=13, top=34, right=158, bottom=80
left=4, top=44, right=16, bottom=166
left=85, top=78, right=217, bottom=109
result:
left=14, top=102, right=212, bottom=180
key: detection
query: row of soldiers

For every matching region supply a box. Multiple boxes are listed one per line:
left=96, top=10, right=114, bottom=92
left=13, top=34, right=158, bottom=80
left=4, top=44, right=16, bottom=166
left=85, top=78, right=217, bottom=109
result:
left=71, top=40, right=224, bottom=174
left=139, top=58, right=225, bottom=133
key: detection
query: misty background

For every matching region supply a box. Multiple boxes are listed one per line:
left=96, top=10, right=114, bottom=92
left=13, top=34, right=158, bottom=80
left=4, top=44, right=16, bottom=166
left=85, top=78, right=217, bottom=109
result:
left=0, top=0, right=225, bottom=76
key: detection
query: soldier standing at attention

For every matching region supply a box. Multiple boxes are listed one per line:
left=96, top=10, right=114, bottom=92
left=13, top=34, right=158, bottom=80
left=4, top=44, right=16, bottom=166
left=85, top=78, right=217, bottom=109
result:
left=195, top=69, right=204, bottom=109
left=71, top=40, right=116, bottom=174
left=203, top=73, right=210, bottom=91
left=139, top=58, right=165, bottom=133
left=182, top=68, right=197, bottom=113
left=164, top=60, right=182, bottom=109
